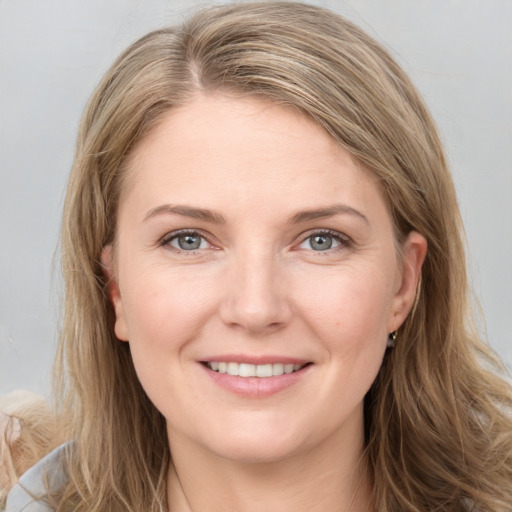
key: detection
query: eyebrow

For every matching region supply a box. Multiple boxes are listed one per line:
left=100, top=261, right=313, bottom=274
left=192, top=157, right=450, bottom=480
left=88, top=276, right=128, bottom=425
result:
left=287, top=204, right=369, bottom=225
left=143, top=203, right=368, bottom=226
left=143, top=204, right=226, bottom=224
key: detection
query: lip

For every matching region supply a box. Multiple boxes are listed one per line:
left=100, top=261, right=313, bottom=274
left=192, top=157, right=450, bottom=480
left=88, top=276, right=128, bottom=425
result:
left=198, top=355, right=312, bottom=398
left=200, top=354, right=309, bottom=365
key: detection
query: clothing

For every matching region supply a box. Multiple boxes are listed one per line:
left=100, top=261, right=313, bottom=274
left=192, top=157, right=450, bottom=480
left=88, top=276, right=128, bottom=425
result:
left=4, top=444, right=68, bottom=512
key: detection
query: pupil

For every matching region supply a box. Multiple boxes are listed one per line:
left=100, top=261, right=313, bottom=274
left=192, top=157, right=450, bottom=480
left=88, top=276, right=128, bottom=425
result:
left=178, top=234, right=201, bottom=250
left=311, top=235, right=332, bottom=251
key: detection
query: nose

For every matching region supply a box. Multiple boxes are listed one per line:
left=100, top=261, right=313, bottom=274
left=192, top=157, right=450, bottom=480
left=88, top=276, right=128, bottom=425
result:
left=219, top=250, right=292, bottom=335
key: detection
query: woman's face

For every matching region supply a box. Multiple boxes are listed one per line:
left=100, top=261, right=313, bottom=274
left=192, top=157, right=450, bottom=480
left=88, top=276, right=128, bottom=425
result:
left=105, top=95, right=425, bottom=463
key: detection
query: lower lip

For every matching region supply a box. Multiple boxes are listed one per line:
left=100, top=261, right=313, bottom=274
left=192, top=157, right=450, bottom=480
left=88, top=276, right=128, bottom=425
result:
left=201, top=364, right=311, bottom=398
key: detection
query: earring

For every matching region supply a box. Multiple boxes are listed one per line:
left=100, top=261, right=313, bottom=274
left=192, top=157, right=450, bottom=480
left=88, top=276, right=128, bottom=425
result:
left=387, top=331, right=397, bottom=348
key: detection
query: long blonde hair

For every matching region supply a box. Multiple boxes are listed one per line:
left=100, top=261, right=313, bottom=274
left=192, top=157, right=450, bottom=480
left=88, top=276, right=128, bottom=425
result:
left=55, top=2, right=512, bottom=510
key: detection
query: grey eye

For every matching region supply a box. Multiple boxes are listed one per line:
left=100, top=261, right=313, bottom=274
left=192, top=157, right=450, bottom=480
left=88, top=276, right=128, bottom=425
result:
left=309, top=234, right=333, bottom=251
left=298, top=232, right=344, bottom=252
left=171, top=233, right=206, bottom=250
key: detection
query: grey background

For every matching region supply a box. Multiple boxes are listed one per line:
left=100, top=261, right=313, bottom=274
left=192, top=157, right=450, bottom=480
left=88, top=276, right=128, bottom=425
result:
left=1, top=0, right=511, bottom=396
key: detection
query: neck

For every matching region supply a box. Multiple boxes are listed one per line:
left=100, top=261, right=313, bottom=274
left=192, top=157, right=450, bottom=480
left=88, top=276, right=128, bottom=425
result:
left=166, top=422, right=373, bottom=512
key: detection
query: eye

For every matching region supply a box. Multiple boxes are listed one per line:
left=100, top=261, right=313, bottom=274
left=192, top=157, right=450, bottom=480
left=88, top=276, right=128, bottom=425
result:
left=162, top=230, right=211, bottom=252
left=297, top=230, right=349, bottom=252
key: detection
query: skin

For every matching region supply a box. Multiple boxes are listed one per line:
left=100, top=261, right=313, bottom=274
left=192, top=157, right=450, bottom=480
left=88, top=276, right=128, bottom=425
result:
left=104, top=94, right=427, bottom=512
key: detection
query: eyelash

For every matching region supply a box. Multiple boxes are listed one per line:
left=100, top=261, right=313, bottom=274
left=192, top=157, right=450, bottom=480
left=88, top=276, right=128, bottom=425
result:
left=158, top=228, right=352, bottom=254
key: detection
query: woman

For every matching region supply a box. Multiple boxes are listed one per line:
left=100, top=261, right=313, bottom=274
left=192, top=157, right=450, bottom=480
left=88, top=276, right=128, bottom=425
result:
left=6, top=2, right=512, bottom=511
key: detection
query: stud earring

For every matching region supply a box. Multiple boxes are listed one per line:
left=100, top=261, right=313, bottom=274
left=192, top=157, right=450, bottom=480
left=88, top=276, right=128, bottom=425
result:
left=387, top=331, right=397, bottom=348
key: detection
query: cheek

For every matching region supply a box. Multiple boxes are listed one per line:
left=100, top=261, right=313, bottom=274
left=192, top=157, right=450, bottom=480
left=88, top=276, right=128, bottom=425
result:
left=296, top=266, right=393, bottom=399
left=117, top=269, right=211, bottom=375
left=120, top=274, right=211, bottom=414
left=121, top=263, right=215, bottom=334
left=301, top=266, right=394, bottom=344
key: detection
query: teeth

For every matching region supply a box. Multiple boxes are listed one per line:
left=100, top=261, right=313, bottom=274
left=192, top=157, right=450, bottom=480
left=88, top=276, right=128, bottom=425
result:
left=272, top=363, right=284, bottom=376
left=207, top=361, right=305, bottom=377
left=227, top=362, right=239, bottom=376
left=239, top=363, right=256, bottom=377
left=256, top=364, right=272, bottom=377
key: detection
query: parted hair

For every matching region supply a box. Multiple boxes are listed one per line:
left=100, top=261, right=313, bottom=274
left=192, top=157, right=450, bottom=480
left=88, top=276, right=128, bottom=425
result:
left=55, top=2, right=512, bottom=511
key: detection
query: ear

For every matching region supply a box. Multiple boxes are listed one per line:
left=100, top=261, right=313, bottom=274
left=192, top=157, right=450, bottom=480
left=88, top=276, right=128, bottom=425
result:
left=388, top=231, right=427, bottom=332
left=101, top=246, right=129, bottom=342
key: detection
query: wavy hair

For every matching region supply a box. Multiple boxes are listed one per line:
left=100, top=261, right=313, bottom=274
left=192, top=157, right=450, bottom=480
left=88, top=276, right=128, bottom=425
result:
left=54, top=2, right=512, bottom=510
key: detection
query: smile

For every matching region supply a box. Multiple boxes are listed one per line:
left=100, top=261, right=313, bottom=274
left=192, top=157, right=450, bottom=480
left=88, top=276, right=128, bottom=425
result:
left=206, top=362, right=306, bottom=377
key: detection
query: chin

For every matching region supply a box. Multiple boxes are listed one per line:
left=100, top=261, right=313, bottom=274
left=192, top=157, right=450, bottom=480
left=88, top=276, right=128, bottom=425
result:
left=192, top=414, right=327, bottom=465
left=208, top=435, right=305, bottom=465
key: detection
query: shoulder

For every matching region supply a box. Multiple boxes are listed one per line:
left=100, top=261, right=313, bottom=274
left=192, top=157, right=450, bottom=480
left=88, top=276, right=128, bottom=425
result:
left=4, top=443, right=69, bottom=512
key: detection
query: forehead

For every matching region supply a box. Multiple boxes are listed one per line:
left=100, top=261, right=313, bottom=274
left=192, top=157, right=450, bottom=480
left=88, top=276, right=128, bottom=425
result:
left=120, top=94, right=385, bottom=219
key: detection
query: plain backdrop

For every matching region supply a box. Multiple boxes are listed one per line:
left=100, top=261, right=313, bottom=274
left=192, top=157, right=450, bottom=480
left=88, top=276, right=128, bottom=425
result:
left=1, top=0, right=511, bottom=396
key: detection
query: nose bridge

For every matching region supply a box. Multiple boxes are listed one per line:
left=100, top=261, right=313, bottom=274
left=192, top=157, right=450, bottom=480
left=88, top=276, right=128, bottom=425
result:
left=220, top=244, right=291, bottom=333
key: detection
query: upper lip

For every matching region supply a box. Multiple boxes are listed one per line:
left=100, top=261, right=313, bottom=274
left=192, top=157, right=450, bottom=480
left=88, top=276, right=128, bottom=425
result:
left=199, top=354, right=310, bottom=365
